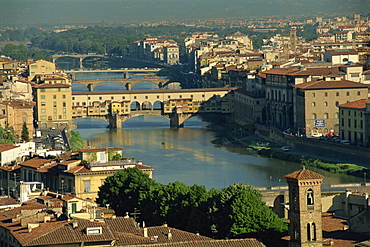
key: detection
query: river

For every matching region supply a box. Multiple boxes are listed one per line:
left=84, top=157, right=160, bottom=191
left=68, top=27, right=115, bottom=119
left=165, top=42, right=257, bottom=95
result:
left=70, top=70, right=360, bottom=190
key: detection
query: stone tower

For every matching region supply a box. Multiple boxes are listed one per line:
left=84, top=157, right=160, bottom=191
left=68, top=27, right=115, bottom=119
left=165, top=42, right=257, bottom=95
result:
left=285, top=168, right=324, bottom=247
left=289, top=27, right=297, bottom=53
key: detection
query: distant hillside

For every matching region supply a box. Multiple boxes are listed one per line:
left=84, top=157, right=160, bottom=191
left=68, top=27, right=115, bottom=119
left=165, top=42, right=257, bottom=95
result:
left=1, top=0, right=368, bottom=27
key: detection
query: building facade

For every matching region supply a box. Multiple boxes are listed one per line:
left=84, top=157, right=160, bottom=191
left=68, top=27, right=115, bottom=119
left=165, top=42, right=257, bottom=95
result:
left=338, top=98, right=370, bottom=146
left=293, top=77, right=368, bottom=137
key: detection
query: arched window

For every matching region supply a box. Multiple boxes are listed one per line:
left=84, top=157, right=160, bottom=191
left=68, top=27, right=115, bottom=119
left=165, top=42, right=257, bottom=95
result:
left=324, top=113, right=329, bottom=119
left=324, top=102, right=328, bottom=106
left=312, top=102, right=316, bottom=107
left=307, top=189, right=314, bottom=205
left=312, top=113, right=317, bottom=119
left=307, top=223, right=311, bottom=241
left=335, top=101, right=339, bottom=106
left=335, top=112, right=339, bottom=118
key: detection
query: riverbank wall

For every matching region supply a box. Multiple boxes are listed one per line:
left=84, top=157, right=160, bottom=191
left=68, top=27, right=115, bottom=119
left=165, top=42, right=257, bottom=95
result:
left=255, top=125, right=370, bottom=167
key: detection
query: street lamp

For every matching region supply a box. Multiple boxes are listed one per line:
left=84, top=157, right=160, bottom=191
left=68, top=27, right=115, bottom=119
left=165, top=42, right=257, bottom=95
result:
left=364, top=172, right=367, bottom=186
left=61, top=179, right=64, bottom=195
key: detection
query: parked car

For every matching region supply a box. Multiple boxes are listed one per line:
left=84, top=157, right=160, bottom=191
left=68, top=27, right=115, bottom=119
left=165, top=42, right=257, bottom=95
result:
left=339, top=140, right=350, bottom=145
left=281, top=146, right=290, bottom=152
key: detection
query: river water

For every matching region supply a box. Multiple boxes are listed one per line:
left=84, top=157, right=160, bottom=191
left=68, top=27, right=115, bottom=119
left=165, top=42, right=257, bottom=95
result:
left=71, top=70, right=360, bottom=190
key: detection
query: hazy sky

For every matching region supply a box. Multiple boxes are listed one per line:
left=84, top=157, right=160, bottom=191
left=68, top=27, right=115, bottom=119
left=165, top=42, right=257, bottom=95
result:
left=1, top=0, right=368, bottom=27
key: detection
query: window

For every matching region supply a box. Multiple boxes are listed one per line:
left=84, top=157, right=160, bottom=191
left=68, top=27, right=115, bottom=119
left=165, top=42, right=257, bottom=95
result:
left=53, top=109, right=57, bottom=114
left=307, top=189, right=314, bottom=205
left=41, top=102, right=46, bottom=106
left=325, top=92, right=328, bottom=97
left=312, top=113, right=317, bottom=119
left=41, top=115, right=47, bottom=120
left=52, top=88, right=57, bottom=92
left=351, top=73, right=359, bottom=78
left=324, top=102, right=328, bottom=106
left=63, top=102, right=66, bottom=107
left=41, top=95, right=45, bottom=99
left=335, top=112, right=339, bottom=118
left=41, top=109, right=46, bottom=113
left=358, top=91, right=361, bottom=96
left=335, top=101, right=339, bottom=106
left=61, top=88, right=67, bottom=92
left=40, top=88, right=45, bottom=92
left=336, top=92, right=339, bottom=96
left=324, top=113, right=329, bottom=119
left=53, top=95, right=56, bottom=99
left=346, top=92, right=350, bottom=96
left=53, top=102, right=57, bottom=107
left=83, top=181, right=91, bottom=192
left=312, top=102, right=316, bottom=107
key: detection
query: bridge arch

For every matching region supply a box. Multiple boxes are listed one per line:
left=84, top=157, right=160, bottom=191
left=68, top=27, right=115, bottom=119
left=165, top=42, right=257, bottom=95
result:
left=52, top=54, right=105, bottom=69
left=141, top=101, right=153, bottom=111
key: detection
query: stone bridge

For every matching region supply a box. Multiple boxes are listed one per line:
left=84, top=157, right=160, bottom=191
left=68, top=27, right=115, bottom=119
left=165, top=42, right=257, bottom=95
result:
left=52, top=54, right=106, bottom=69
left=72, top=88, right=235, bottom=128
left=72, top=78, right=172, bottom=91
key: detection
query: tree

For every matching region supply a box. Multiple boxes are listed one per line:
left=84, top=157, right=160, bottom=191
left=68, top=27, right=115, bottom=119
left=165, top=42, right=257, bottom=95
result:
left=0, top=126, right=16, bottom=144
left=69, top=131, right=84, bottom=150
left=97, top=169, right=287, bottom=239
left=210, top=183, right=287, bottom=238
left=97, top=167, right=158, bottom=216
left=21, top=122, right=29, bottom=141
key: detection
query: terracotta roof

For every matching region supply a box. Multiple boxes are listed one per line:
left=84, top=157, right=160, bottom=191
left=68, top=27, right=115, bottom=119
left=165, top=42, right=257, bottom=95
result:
left=0, top=99, right=35, bottom=108
left=0, top=143, right=20, bottom=152
left=20, top=158, right=55, bottom=169
left=13, top=218, right=116, bottom=246
left=285, top=168, right=325, bottom=180
left=326, top=49, right=358, bottom=55
left=0, top=195, right=19, bottom=206
left=321, top=213, right=370, bottom=247
left=338, top=98, right=370, bottom=109
left=121, top=238, right=266, bottom=247
left=33, top=83, right=71, bottom=88
left=293, top=79, right=368, bottom=90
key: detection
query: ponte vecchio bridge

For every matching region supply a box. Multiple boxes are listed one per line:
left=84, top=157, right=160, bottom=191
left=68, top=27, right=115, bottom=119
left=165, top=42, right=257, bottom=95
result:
left=72, top=87, right=235, bottom=128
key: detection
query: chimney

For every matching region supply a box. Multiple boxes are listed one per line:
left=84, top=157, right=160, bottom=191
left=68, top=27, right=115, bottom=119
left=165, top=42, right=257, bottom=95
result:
left=167, top=229, right=172, bottom=240
left=143, top=227, right=148, bottom=238
left=72, top=219, right=78, bottom=229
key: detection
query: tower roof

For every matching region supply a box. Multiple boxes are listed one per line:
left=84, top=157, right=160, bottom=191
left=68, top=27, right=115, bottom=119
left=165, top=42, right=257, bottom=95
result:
left=285, top=168, right=325, bottom=180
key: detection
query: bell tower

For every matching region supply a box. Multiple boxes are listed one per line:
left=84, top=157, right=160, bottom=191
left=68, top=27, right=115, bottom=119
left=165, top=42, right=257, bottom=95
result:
left=285, top=167, right=324, bottom=247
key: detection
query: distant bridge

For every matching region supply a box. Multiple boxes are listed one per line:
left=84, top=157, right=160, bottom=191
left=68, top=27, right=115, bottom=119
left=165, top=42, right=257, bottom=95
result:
left=72, top=87, right=235, bottom=128
left=52, top=54, right=106, bottom=69
left=72, top=78, right=172, bottom=91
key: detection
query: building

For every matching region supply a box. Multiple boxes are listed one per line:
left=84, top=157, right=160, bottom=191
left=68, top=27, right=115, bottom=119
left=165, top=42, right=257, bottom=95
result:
left=33, top=83, right=72, bottom=129
left=233, top=88, right=266, bottom=125
left=0, top=99, right=36, bottom=138
left=27, top=59, right=56, bottom=81
left=323, top=49, right=359, bottom=65
left=292, top=77, right=368, bottom=137
left=338, top=98, right=370, bottom=146
left=285, top=168, right=325, bottom=247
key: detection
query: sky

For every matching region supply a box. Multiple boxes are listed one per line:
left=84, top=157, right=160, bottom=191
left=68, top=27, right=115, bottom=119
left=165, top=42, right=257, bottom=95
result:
left=1, top=0, right=368, bottom=27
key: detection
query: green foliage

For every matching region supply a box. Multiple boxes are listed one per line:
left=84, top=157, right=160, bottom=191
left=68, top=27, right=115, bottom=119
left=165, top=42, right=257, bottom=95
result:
left=108, top=150, right=124, bottom=161
left=21, top=122, right=29, bottom=141
left=69, top=130, right=84, bottom=150
left=0, top=126, right=17, bottom=144
left=300, top=158, right=367, bottom=176
left=97, top=168, right=287, bottom=239
left=0, top=43, right=52, bottom=61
